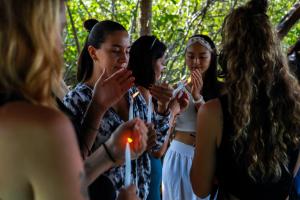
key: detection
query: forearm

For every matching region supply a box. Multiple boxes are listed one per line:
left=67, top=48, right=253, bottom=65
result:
left=84, top=145, right=114, bottom=185
left=81, top=100, right=106, bottom=158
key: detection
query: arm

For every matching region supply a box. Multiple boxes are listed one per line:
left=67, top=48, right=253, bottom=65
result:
left=190, top=99, right=222, bottom=198
left=26, top=109, right=87, bottom=200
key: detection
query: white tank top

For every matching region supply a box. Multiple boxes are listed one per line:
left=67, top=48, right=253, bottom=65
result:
left=174, top=90, right=197, bottom=133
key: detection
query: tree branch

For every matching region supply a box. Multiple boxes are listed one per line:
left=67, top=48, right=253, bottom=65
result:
left=66, top=2, right=81, bottom=54
left=277, top=2, right=300, bottom=40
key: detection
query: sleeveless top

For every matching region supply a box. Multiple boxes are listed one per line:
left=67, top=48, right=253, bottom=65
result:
left=0, top=92, right=24, bottom=106
left=216, top=95, right=299, bottom=200
left=175, top=90, right=197, bottom=133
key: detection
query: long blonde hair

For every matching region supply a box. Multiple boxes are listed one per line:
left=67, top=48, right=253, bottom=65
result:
left=221, top=0, right=300, bottom=182
left=0, top=0, right=63, bottom=107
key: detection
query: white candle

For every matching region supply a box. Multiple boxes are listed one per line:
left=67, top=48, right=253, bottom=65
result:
left=172, top=81, right=185, bottom=98
left=147, top=96, right=152, bottom=123
left=125, top=139, right=132, bottom=187
left=128, top=97, right=134, bottom=121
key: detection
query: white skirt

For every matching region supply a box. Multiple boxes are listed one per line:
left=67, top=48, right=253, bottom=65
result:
left=162, top=140, right=210, bottom=200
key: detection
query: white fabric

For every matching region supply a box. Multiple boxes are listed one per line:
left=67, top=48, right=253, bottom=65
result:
left=162, top=140, right=210, bottom=200
left=174, top=90, right=197, bottom=133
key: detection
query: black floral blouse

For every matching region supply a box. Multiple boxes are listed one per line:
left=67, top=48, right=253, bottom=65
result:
left=63, top=83, right=170, bottom=200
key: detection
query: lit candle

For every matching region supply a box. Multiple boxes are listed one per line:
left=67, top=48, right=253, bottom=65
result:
left=125, top=137, right=133, bottom=187
left=128, top=92, right=140, bottom=121
left=147, top=96, right=152, bottom=123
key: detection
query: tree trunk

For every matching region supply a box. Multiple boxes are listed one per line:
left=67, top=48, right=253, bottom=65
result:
left=140, top=0, right=152, bottom=36
left=277, top=2, right=300, bottom=40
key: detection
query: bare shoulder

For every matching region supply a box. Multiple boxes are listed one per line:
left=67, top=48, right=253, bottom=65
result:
left=197, top=98, right=223, bottom=146
left=198, top=98, right=222, bottom=117
left=0, top=101, right=75, bottom=145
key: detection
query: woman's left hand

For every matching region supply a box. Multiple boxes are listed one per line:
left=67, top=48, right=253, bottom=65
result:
left=149, top=83, right=173, bottom=114
left=191, top=69, right=203, bottom=101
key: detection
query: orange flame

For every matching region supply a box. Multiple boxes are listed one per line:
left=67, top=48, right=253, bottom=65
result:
left=127, top=137, right=133, bottom=143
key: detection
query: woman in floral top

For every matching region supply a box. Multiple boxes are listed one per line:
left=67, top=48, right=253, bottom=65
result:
left=64, top=19, right=172, bottom=200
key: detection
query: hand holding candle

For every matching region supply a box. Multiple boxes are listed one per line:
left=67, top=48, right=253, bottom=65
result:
left=103, top=119, right=148, bottom=166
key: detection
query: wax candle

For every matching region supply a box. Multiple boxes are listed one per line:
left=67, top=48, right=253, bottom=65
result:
left=125, top=137, right=133, bottom=187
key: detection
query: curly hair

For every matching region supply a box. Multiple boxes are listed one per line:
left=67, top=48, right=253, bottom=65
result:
left=221, top=0, right=300, bottom=182
left=0, top=0, right=64, bottom=107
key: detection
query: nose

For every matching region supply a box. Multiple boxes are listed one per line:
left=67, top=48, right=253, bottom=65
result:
left=193, top=57, right=201, bottom=65
left=119, top=50, right=129, bottom=67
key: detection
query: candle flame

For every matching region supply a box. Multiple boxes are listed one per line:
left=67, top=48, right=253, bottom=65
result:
left=132, top=91, right=140, bottom=99
left=127, top=137, right=133, bottom=143
left=187, top=77, right=192, bottom=84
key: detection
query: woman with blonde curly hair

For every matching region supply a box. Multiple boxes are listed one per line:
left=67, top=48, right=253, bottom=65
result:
left=190, top=0, right=300, bottom=199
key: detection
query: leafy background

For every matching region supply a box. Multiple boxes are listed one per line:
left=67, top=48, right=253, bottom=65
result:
left=64, top=0, right=300, bottom=87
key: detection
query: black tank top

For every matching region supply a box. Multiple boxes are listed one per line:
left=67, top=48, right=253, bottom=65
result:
left=216, top=95, right=299, bottom=200
left=0, top=92, right=25, bottom=106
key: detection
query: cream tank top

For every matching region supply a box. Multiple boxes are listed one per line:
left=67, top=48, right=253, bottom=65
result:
left=174, top=89, right=197, bottom=134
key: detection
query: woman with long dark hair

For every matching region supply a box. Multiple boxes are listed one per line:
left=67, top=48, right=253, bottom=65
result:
left=191, top=0, right=300, bottom=199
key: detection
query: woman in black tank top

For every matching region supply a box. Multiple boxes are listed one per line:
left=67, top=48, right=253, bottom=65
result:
left=190, top=0, right=300, bottom=199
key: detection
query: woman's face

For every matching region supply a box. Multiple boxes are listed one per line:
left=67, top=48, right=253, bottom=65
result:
left=153, top=56, right=166, bottom=81
left=92, top=30, right=130, bottom=77
left=185, top=42, right=211, bottom=74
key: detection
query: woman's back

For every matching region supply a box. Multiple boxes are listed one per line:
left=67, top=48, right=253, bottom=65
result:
left=0, top=101, right=86, bottom=200
left=216, top=95, right=299, bottom=199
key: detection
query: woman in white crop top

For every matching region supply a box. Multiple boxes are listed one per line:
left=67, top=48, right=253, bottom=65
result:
left=162, top=34, right=220, bottom=200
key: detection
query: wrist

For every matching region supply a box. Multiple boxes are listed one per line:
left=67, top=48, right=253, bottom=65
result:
left=192, top=95, right=205, bottom=104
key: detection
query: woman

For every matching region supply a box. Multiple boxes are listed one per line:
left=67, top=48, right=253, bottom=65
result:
left=162, top=34, right=220, bottom=200
left=127, top=35, right=187, bottom=200
left=64, top=20, right=172, bottom=200
left=0, top=0, right=86, bottom=199
left=190, top=0, right=300, bottom=199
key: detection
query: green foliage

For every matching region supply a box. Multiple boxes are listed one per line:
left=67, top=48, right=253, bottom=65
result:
left=64, top=0, right=300, bottom=87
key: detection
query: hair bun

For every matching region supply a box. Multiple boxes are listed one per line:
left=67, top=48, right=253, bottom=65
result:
left=84, top=19, right=99, bottom=32
left=248, top=0, right=268, bottom=14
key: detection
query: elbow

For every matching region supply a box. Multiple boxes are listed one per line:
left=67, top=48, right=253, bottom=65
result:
left=190, top=168, right=211, bottom=198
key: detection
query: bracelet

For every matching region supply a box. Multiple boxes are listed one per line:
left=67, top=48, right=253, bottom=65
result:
left=103, top=142, right=116, bottom=163
left=193, top=95, right=205, bottom=104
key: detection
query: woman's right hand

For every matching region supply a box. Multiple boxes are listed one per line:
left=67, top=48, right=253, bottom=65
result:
left=91, top=68, right=135, bottom=112
left=105, top=118, right=148, bottom=165
left=117, top=185, right=140, bottom=200
left=169, top=90, right=189, bottom=116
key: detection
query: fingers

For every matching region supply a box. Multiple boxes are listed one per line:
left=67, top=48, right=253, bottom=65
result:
left=131, top=119, right=148, bottom=154
left=149, top=85, right=173, bottom=103
left=191, top=70, right=203, bottom=90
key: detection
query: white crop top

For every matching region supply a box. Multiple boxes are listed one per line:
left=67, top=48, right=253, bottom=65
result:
left=174, top=90, right=197, bottom=133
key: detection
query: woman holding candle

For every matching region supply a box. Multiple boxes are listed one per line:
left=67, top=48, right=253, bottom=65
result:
left=162, top=34, right=221, bottom=200
left=64, top=19, right=172, bottom=200
left=127, top=35, right=188, bottom=200
left=190, top=0, right=300, bottom=199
